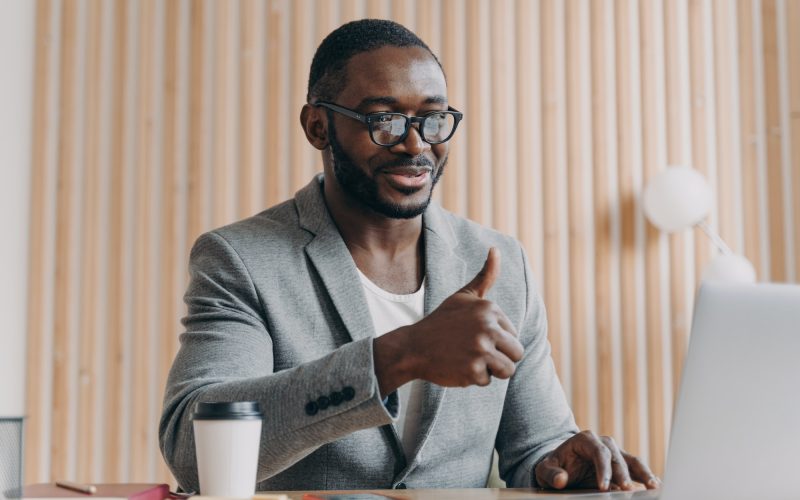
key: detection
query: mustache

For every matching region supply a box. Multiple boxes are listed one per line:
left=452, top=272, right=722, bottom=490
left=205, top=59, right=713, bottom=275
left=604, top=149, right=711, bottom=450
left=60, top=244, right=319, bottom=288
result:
left=377, top=156, right=435, bottom=172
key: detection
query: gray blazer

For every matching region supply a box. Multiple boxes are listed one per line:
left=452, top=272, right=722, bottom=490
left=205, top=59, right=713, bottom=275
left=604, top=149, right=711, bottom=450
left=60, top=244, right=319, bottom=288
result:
left=159, top=175, right=577, bottom=492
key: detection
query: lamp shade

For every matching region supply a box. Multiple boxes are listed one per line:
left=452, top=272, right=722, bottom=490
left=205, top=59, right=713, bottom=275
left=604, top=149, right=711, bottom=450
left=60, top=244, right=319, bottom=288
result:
left=701, top=254, right=757, bottom=283
left=642, top=166, right=713, bottom=232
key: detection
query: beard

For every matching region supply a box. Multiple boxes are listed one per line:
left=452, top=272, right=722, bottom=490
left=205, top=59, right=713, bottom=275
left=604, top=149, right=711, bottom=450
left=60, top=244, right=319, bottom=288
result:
left=327, top=118, right=447, bottom=219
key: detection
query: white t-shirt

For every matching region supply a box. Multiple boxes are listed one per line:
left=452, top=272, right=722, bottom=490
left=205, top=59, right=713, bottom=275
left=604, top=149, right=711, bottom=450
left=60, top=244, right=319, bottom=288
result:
left=357, top=268, right=425, bottom=458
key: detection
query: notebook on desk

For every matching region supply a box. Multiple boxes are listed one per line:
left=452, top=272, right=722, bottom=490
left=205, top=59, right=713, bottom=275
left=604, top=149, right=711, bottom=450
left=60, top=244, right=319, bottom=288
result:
left=621, top=282, right=800, bottom=500
left=23, top=484, right=169, bottom=500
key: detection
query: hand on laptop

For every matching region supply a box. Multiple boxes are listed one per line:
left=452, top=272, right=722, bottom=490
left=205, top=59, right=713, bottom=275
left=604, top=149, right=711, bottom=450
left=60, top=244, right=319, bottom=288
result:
left=534, top=431, right=662, bottom=491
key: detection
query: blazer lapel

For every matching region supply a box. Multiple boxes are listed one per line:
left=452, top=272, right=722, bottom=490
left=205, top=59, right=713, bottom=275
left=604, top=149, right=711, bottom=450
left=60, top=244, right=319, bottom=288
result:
left=296, top=176, right=375, bottom=343
left=401, top=203, right=467, bottom=469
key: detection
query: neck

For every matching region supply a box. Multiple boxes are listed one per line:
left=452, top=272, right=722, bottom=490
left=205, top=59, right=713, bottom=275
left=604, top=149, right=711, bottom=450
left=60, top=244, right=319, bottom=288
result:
left=322, top=173, right=427, bottom=292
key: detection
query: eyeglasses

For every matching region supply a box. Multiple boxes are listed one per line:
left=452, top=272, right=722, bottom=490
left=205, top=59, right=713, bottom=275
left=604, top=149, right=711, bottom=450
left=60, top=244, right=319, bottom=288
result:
left=314, top=101, right=463, bottom=147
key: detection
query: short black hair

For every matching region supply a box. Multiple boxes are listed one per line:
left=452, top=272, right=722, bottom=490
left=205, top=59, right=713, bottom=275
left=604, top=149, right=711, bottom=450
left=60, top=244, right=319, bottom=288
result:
left=307, top=19, right=443, bottom=103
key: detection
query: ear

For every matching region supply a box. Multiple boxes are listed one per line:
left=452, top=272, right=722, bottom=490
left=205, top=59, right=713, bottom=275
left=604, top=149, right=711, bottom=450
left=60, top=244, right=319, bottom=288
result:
left=300, top=104, right=329, bottom=150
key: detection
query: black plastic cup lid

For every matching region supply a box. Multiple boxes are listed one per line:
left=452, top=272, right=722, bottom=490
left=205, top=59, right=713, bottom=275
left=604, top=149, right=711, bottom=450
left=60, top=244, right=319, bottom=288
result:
left=192, top=401, right=263, bottom=420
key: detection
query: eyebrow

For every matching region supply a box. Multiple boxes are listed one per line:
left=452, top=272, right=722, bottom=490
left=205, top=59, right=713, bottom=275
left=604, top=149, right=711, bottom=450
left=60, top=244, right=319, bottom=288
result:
left=356, top=95, right=448, bottom=109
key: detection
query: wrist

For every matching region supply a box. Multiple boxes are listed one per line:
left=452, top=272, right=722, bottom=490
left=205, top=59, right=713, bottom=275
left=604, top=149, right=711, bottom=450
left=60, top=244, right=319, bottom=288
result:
left=373, top=326, right=416, bottom=397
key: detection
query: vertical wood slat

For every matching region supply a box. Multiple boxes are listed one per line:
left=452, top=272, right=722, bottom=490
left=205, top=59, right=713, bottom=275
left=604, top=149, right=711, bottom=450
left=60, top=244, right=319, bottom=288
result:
left=186, top=0, right=207, bottom=248
left=761, top=0, right=787, bottom=282
left=339, top=0, right=362, bottom=23
left=515, top=0, right=544, bottom=283
left=391, top=0, right=415, bottom=30
left=265, top=0, right=288, bottom=206
left=491, top=0, right=516, bottom=236
left=131, top=0, right=156, bottom=481
left=713, top=0, right=740, bottom=253
left=76, top=0, right=104, bottom=483
left=614, top=0, right=642, bottom=456
left=640, top=0, right=666, bottom=472
left=51, top=0, right=79, bottom=481
left=237, top=0, right=259, bottom=217
left=590, top=0, right=617, bottom=439
left=565, top=0, right=591, bottom=430
left=788, top=0, right=800, bottom=281
left=365, top=0, right=389, bottom=19
left=290, top=0, right=313, bottom=193
left=465, top=0, right=491, bottom=226
left=103, top=0, right=130, bottom=481
left=211, top=0, right=235, bottom=228
left=317, top=0, right=338, bottom=56
left=440, top=0, right=467, bottom=217
left=157, top=0, right=181, bottom=483
left=414, top=0, right=439, bottom=59
left=25, top=0, right=55, bottom=483
left=540, top=0, right=567, bottom=380
left=775, top=0, right=795, bottom=283
left=738, top=0, right=763, bottom=279
left=25, top=0, right=800, bottom=483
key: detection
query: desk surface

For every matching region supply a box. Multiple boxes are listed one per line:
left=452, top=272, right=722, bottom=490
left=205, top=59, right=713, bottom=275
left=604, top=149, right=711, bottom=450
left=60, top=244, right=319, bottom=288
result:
left=265, top=488, right=659, bottom=500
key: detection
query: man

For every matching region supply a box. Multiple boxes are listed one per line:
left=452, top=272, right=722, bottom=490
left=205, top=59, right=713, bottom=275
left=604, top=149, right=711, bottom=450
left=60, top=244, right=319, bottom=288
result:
left=160, top=19, right=660, bottom=493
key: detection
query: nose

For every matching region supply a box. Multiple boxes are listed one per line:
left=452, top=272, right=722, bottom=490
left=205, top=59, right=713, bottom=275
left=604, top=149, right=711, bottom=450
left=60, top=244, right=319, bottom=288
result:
left=389, top=124, right=431, bottom=156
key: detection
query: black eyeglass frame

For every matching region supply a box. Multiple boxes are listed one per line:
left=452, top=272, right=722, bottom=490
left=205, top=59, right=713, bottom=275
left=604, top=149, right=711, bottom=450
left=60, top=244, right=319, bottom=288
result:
left=314, top=101, right=464, bottom=147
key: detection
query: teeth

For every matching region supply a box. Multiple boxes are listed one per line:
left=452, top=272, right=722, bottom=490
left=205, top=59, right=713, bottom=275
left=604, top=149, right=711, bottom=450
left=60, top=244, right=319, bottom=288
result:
left=389, top=171, right=427, bottom=178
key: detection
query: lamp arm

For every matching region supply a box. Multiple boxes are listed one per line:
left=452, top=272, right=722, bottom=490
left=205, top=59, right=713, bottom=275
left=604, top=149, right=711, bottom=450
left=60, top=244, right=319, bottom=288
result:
left=695, top=220, right=733, bottom=255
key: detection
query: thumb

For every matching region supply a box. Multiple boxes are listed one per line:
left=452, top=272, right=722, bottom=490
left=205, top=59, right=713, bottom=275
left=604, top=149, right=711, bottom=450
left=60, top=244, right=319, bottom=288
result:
left=461, top=247, right=500, bottom=298
left=535, top=457, right=569, bottom=490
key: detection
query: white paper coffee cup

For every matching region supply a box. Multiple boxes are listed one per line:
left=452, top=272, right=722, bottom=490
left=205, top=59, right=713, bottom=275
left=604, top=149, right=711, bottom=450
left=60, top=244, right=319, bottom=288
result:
left=193, top=401, right=263, bottom=498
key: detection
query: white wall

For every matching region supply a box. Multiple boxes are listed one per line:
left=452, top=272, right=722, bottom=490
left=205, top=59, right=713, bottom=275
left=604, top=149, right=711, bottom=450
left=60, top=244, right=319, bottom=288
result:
left=0, top=0, right=35, bottom=417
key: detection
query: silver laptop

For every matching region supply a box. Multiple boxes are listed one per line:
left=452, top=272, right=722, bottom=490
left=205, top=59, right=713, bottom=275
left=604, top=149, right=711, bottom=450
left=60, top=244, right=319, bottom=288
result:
left=570, top=283, right=800, bottom=500
left=655, top=282, right=800, bottom=500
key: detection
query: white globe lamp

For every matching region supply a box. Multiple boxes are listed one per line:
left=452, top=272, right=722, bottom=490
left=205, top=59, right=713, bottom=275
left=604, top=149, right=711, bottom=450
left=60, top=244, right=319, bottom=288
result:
left=642, top=166, right=713, bottom=232
left=702, top=254, right=757, bottom=283
left=642, top=165, right=756, bottom=284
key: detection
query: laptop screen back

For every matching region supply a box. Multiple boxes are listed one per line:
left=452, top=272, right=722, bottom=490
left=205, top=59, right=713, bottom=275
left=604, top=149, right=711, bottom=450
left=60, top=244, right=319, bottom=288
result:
left=660, top=283, right=800, bottom=500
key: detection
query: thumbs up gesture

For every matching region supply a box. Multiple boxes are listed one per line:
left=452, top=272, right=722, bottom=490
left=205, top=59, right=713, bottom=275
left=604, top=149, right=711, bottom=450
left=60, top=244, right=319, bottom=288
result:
left=459, top=246, right=502, bottom=298
left=374, top=248, right=525, bottom=393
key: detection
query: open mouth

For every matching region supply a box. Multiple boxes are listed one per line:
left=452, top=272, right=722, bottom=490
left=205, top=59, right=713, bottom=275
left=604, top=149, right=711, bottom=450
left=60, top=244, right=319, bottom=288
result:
left=382, top=169, right=431, bottom=189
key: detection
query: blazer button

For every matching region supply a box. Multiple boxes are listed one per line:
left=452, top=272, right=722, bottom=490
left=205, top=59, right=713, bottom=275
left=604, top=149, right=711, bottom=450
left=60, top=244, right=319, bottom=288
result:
left=330, top=391, right=344, bottom=406
left=305, top=401, right=319, bottom=416
left=394, top=483, right=407, bottom=489
left=342, top=386, right=355, bottom=401
left=317, top=395, right=330, bottom=410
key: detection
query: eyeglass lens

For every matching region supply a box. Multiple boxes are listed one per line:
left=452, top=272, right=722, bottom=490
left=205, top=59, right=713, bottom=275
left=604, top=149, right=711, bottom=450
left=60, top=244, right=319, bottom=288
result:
left=371, top=112, right=456, bottom=145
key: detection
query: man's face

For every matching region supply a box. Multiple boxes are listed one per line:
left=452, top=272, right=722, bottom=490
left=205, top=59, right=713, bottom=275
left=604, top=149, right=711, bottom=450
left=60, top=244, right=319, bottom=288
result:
left=325, top=46, right=450, bottom=219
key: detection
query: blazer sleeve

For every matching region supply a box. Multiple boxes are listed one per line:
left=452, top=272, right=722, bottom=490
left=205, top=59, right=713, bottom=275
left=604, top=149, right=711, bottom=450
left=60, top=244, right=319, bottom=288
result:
left=494, top=243, right=579, bottom=487
left=158, top=231, right=397, bottom=493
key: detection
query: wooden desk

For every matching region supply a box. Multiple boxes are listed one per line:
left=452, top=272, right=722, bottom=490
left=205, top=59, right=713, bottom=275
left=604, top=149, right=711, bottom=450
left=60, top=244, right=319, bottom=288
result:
left=265, top=488, right=659, bottom=499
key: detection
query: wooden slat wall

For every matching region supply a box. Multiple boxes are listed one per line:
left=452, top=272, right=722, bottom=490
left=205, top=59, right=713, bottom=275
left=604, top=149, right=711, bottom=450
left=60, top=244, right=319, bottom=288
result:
left=614, top=0, right=645, bottom=460
left=26, top=0, right=800, bottom=484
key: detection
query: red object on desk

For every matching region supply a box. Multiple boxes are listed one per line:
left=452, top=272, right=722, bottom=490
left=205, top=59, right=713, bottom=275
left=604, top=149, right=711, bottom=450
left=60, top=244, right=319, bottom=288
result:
left=302, top=493, right=400, bottom=500
left=24, top=483, right=170, bottom=500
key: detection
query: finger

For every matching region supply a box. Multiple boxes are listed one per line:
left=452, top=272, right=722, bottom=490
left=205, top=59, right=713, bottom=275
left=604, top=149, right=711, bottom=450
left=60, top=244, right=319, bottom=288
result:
left=600, top=436, right=633, bottom=490
left=492, top=330, right=524, bottom=363
left=495, top=307, right=519, bottom=338
left=468, top=360, right=492, bottom=387
left=534, top=457, right=569, bottom=490
left=622, top=451, right=661, bottom=489
left=575, top=431, right=613, bottom=491
left=484, top=350, right=517, bottom=379
left=460, top=247, right=500, bottom=298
